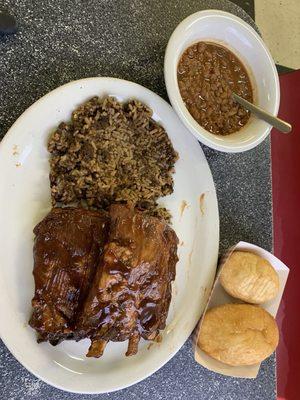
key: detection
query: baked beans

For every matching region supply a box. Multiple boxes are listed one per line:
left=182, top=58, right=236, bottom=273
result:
left=177, top=41, right=253, bottom=135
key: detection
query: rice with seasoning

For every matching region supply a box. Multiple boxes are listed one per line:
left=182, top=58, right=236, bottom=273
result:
left=48, top=96, right=178, bottom=220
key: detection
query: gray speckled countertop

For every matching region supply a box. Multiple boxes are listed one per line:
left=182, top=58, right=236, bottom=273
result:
left=0, top=0, right=274, bottom=399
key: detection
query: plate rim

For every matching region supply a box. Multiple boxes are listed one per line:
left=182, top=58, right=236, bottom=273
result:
left=0, top=77, right=219, bottom=394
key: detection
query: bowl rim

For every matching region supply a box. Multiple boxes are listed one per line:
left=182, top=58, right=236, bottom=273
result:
left=164, top=9, right=280, bottom=153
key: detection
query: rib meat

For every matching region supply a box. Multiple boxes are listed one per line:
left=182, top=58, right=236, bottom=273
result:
left=77, top=204, right=179, bottom=357
left=29, top=207, right=109, bottom=344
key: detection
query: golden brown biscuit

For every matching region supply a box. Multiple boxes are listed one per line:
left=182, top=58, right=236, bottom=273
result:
left=220, top=251, right=279, bottom=304
left=198, top=304, right=279, bottom=366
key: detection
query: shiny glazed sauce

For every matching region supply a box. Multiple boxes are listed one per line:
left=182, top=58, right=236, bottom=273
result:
left=177, top=41, right=253, bottom=135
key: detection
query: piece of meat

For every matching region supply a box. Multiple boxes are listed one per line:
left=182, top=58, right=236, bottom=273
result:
left=29, top=207, right=109, bottom=345
left=77, top=204, right=179, bottom=357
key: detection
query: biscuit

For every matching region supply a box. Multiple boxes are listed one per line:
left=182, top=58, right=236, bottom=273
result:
left=220, top=251, right=279, bottom=304
left=198, top=304, right=279, bottom=366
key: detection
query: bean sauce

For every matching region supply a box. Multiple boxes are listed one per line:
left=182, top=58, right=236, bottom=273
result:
left=177, top=41, right=253, bottom=135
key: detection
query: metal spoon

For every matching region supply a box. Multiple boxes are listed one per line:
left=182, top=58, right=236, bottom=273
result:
left=232, top=92, right=292, bottom=134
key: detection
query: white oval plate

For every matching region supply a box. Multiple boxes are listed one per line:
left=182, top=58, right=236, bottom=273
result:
left=0, top=78, right=219, bottom=394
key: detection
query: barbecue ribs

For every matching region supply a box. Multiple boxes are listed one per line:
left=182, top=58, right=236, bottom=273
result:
left=29, top=207, right=109, bottom=344
left=77, top=204, right=179, bottom=357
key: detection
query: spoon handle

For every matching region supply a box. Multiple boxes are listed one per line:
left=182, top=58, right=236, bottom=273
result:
left=232, top=93, right=292, bottom=134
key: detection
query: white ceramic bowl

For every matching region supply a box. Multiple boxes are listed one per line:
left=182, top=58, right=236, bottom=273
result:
left=164, top=10, right=280, bottom=153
